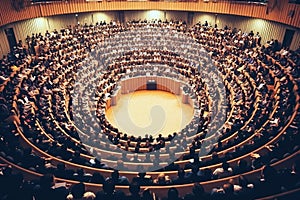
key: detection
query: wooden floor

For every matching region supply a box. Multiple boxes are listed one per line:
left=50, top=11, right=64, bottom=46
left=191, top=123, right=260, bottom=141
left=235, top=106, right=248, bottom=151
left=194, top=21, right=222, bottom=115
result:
left=105, top=90, right=194, bottom=138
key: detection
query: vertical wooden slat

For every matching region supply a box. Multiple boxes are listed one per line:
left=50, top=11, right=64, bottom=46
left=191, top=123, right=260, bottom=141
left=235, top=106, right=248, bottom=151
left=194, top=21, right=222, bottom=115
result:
left=290, top=31, right=300, bottom=50
left=251, top=4, right=266, bottom=19
left=0, top=28, right=10, bottom=56
left=290, top=4, right=300, bottom=28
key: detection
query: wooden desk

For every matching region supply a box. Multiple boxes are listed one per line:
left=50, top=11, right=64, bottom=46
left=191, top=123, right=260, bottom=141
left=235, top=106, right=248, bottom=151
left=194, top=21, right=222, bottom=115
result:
left=106, top=76, right=194, bottom=110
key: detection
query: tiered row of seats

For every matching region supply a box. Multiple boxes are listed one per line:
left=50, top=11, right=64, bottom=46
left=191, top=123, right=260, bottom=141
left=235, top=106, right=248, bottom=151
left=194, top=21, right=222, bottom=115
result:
left=0, top=19, right=299, bottom=200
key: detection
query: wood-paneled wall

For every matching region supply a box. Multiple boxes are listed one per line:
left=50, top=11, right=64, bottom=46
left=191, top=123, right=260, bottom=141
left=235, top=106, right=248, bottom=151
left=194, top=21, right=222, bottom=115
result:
left=292, top=31, right=300, bottom=50
left=125, top=10, right=188, bottom=22
left=125, top=10, right=166, bottom=21
left=0, top=0, right=299, bottom=28
left=0, top=29, right=10, bottom=57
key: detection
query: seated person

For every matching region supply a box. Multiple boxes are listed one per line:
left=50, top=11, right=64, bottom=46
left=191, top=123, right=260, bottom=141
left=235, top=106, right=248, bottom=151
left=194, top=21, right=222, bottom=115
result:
left=153, top=173, right=171, bottom=185
left=105, top=170, right=129, bottom=185
left=132, top=172, right=153, bottom=186
left=213, top=161, right=233, bottom=179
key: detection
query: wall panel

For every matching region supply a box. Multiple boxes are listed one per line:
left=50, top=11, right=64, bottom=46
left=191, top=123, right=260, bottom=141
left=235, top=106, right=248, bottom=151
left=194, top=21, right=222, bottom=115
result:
left=251, top=4, right=267, bottom=19
left=78, top=13, right=93, bottom=25
left=124, top=10, right=188, bottom=22
left=125, top=10, right=165, bottom=21
left=76, top=12, right=117, bottom=25
left=0, top=29, right=10, bottom=57
left=193, top=13, right=216, bottom=27
left=166, top=11, right=188, bottom=22
left=91, top=12, right=117, bottom=24
left=48, top=14, right=77, bottom=31
left=229, top=3, right=253, bottom=17
left=290, top=4, right=300, bottom=28
left=274, top=1, right=294, bottom=25
left=291, top=31, right=300, bottom=51
left=3, top=18, right=48, bottom=44
left=0, top=7, right=4, bottom=26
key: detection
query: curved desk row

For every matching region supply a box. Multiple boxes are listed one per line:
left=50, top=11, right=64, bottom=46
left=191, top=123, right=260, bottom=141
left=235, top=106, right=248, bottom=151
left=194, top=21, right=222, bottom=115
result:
left=107, top=75, right=195, bottom=108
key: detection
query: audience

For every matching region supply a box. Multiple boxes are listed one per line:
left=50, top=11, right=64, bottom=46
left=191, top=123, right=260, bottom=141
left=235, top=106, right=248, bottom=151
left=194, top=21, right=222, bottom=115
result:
left=0, top=19, right=299, bottom=200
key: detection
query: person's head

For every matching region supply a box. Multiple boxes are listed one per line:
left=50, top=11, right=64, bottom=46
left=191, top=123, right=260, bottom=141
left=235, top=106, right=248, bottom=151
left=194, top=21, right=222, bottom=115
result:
left=91, top=172, right=104, bottom=184
left=222, top=161, right=230, bottom=170
left=238, top=175, right=248, bottom=187
left=191, top=166, right=199, bottom=174
left=262, top=165, right=277, bottom=181
left=2, top=166, right=12, bottom=176
left=129, top=181, right=140, bottom=195
left=142, top=188, right=153, bottom=200
left=238, top=159, right=247, bottom=169
left=103, top=179, right=115, bottom=195
left=228, top=178, right=236, bottom=185
left=177, top=168, right=185, bottom=178
left=193, top=154, right=200, bottom=163
left=222, top=183, right=234, bottom=195
left=192, top=182, right=204, bottom=196
left=76, top=168, right=84, bottom=177
left=157, top=173, right=166, bottom=183
left=111, top=170, right=119, bottom=180
left=71, top=182, right=85, bottom=199
left=74, top=150, right=80, bottom=158
left=57, top=163, right=65, bottom=170
left=53, top=186, right=69, bottom=199
left=40, top=174, right=54, bottom=188
left=168, top=187, right=179, bottom=199
left=138, top=172, right=146, bottom=178
left=117, top=160, right=124, bottom=168
left=52, top=140, right=57, bottom=147
left=83, top=191, right=96, bottom=200
left=212, top=152, right=218, bottom=159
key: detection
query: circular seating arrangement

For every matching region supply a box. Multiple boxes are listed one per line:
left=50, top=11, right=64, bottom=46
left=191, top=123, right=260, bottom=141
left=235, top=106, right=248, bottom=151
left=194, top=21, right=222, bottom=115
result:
left=0, top=19, right=299, bottom=200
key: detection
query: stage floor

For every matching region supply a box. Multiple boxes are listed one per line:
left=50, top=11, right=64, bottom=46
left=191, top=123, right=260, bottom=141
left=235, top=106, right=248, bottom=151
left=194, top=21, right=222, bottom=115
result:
left=105, top=90, right=194, bottom=138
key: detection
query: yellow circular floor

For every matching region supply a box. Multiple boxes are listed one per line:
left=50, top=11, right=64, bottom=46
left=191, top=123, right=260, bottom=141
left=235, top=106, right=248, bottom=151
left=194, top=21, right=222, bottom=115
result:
left=105, top=90, right=194, bottom=138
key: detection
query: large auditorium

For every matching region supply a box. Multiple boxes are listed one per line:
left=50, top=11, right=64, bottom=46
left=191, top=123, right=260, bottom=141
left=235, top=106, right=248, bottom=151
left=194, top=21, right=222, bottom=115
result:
left=0, top=0, right=299, bottom=199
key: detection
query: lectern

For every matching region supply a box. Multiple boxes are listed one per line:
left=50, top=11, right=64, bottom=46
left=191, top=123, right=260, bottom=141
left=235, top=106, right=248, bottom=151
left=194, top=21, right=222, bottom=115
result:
left=147, top=80, right=157, bottom=90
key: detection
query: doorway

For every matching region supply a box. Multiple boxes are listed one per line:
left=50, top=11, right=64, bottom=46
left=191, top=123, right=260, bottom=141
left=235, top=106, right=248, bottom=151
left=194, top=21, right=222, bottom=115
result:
left=4, top=28, right=17, bottom=51
left=282, top=29, right=295, bottom=48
